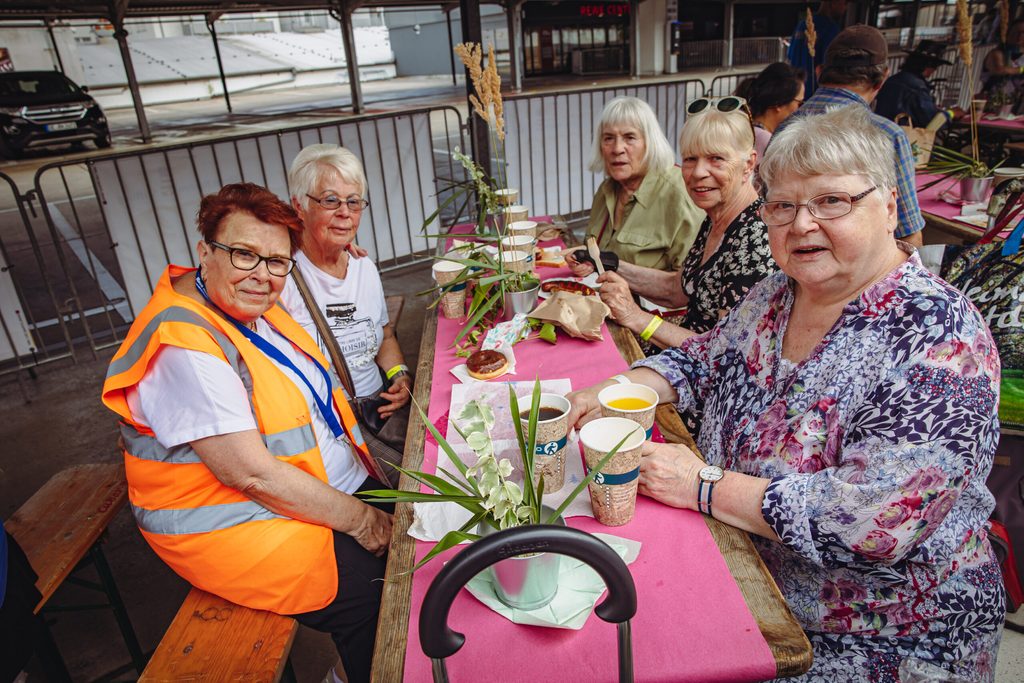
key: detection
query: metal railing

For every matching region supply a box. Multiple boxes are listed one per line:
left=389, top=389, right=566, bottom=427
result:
left=0, top=106, right=466, bottom=367
left=678, top=40, right=725, bottom=70
left=501, top=78, right=705, bottom=220
left=732, top=38, right=785, bottom=67
left=706, top=71, right=761, bottom=98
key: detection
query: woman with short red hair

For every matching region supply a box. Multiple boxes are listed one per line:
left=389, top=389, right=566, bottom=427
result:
left=102, top=183, right=391, bottom=683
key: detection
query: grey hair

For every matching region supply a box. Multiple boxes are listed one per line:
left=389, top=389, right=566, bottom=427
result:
left=588, top=96, right=676, bottom=176
left=288, top=144, right=368, bottom=211
left=759, top=105, right=896, bottom=193
left=677, top=107, right=755, bottom=160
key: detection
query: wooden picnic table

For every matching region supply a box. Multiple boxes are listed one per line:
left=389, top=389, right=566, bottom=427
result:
left=370, top=297, right=812, bottom=681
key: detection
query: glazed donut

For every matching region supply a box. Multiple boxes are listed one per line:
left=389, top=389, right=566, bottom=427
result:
left=466, top=349, right=509, bottom=380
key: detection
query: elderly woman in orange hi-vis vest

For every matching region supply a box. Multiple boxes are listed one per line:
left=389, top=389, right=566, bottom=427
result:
left=102, top=183, right=392, bottom=683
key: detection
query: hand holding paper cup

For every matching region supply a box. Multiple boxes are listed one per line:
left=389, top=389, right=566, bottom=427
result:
left=432, top=259, right=467, bottom=319
left=518, top=393, right=571, bottom=493
left=598, top=383, right=658, bottom=440
left=579, top=417, right=646, bottom=526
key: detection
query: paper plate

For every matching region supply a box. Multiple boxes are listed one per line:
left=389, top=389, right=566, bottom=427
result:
left=538, top=274, right=601, bottom=299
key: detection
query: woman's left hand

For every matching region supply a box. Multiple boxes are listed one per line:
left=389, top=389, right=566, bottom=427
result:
left=377, top=374, right=412, bottom=417
left=638, top=441, right=703, bottom=510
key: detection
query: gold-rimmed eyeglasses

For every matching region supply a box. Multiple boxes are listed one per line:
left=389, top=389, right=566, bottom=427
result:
left=306, top=194, right=370, bottom=212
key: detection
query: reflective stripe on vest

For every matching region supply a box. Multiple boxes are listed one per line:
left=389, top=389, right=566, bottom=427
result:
left=121, top=422, right=317, bottom=463
left=106, top=306, right=241, bottom=380
left=132, top=500, right=283, bottom=535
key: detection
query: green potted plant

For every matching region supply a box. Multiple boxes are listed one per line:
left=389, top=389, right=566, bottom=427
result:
left=990, top=89, right=1015, bottom=119
left=359, top=381, right=631, bottom=609
left=921, top=144, right=1006, bottom=203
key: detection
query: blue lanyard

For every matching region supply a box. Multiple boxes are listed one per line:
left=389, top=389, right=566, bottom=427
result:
left=194, top=271, right=346, bottom=440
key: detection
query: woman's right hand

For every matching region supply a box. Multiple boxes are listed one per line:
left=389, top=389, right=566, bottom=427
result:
left=597, top=271, right=645, bottom=331
left=348, top=503, right=393, bottom=557
left=566, top=382, right=612, bottom=430
left=564, top=248, right=595, bottom=277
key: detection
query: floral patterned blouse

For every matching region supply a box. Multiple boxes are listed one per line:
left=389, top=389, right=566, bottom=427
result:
left=679, top=198, right=777, bottom=335
left=636, top=250, right=1005, bottom=682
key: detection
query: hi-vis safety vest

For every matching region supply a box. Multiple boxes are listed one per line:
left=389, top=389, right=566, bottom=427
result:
left=102, top=265, right=371, bottom=614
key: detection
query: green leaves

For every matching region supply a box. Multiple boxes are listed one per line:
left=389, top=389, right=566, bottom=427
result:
left=538, top=322, right=557, bottom=344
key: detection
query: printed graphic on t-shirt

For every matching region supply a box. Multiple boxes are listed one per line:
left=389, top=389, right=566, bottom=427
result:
left=325, top=302, right=379, bottom=368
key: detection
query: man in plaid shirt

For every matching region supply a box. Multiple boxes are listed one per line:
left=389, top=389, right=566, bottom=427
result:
left=775, top=25, right=925, bottom=247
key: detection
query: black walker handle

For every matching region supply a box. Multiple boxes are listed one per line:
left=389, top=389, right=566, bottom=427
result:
left=419, top=524, right=637, bottom=683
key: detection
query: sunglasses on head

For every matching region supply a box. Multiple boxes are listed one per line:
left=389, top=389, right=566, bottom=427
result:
left=687, top=96, right=749, bottom=116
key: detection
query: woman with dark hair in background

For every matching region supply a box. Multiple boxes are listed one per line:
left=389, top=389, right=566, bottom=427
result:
left=735, top=62, right=805, bottom=161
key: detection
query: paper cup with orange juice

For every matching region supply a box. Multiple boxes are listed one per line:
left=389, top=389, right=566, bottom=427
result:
left=579, top=417, right=646, bottom=526
left=517, top=393, right=570, bottom=493
left=598, top=383, right=658, bottom=439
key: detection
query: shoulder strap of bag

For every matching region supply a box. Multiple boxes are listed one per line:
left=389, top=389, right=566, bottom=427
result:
left=290, top=266, right=357, bottom=400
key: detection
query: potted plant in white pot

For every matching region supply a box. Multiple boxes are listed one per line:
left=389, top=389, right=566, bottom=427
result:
left=359, top=381, right=632, bottom=609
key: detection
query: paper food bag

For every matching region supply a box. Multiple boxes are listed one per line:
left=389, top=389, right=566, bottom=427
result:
left=896, top=113, right=936, bottom=169
left=529, top=292, right=610, bottom=341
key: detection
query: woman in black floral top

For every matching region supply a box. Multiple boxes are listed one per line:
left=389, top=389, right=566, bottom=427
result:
left=597, top=99, right=778, bottom=354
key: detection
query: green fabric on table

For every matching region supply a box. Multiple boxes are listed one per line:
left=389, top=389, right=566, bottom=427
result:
left=1000, top=371, right=1024, bottom=430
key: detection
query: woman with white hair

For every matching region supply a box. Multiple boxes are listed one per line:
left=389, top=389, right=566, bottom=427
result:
left=278, top=144, right=411, bottom=475
left=566, top=96, right=703, bottom=273
left=568, top=105, right=1004, bottom=681
left=595, top=96, right=777, bottom=355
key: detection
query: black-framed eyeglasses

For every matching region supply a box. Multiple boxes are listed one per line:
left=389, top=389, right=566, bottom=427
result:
left=207, top=241, right=296, bottom=276
left=759, top=186, right=878, bottom=226
left=306, top=194, right=370, bottom=212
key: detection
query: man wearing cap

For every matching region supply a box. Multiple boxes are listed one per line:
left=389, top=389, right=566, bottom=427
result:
left=775, top=24, right=926, bottom=247
left=876, top=40, right=966, bottom=128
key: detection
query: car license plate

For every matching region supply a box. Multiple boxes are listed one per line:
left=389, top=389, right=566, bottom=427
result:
left=46, top=122, right=77, bottom=132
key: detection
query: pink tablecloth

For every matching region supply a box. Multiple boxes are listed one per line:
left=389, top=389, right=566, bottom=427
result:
left=975, top=115, right=1024, bottom=132
left=916, top=173, right=1014, bottom=240
left=401, top=262, right=778, bottom=682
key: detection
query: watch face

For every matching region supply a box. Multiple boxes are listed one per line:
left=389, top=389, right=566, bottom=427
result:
left=699, top=465, right=724, bottom=482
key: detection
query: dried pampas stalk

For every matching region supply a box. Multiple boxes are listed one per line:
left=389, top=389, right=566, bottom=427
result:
left=956, top=0, right=973, bottom=66
left=453, top=41, right=505, bottom=142
left=805, top=8, right=818, bottom=59
left=999, top=0, right=1010, bottom=45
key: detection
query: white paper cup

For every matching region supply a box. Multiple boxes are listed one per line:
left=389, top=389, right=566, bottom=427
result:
left=508, top=220, right=538, bottom=239
left=517, top=393, right=571, bottom=493
left=432, top=259, right=467, bottom=319
left=579, top=417, right=646, bottom=526
left=994, top=167, right=1024, bottom=179
left=500, top=234, right=536, bottom=257
left=503, top=249, right=533, bottom=274
left=494, top=188, right=519, bottom=206
left=505, top=204, right=529, bottom=223
left=598, top=384, right=658, bottom=439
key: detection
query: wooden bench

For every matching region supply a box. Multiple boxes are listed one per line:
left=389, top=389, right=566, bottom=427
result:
left=5, top=463, right=145, bottom=675
left=140, top=588, right=297, bottom=682
left=385, top=294, right=405, bottom=329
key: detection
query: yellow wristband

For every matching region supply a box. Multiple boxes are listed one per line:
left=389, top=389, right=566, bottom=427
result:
left=386, top=364, right=409, bottom=380
left=639, top=315, right=663, bottom=342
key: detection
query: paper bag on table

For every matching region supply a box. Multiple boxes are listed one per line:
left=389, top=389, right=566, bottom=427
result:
left=529, top=291, right=610, bottom=341
left=895, top=113, right=936, bottom=169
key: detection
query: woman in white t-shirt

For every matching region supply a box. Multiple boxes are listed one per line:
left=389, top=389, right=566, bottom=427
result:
left=279, top=145, right=412, bottom=449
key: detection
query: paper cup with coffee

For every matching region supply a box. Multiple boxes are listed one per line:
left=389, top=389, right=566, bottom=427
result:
left=518, top=393, right=571, bottom=493
left=432, top=259, right=467, bottom=319
left=598, top=383, right=658, bottom=440
left=579, top=417, right=646, bottom=526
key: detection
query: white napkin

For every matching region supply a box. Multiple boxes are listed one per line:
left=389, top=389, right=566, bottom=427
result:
left=464, top=532, right=642, bottom=630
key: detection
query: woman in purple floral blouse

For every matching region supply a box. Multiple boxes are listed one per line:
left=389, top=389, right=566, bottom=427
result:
left=568, top=105, right=1004, bottom=682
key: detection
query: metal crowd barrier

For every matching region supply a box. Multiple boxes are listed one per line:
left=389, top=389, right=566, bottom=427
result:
left=706, top=72, right=760, bottom=98
left=502, top=77, right=705, bottom=220
left=0, top=171, right=79, bottom=375
left=3, top=106, right=466, bottom=365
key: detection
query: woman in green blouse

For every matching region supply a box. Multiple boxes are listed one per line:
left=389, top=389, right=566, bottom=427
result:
left=566, top=96, right=704, bottom=274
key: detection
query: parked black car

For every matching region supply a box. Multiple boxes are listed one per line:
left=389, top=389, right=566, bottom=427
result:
left=0, top=70, right=111, bottom=158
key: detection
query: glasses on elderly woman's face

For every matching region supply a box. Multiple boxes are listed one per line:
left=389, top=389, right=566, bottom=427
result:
left=306, top=193, right=370, bottom=212
left=759, top=187, right=878, bottom=226
left=207, top=240, right=296, bottom=276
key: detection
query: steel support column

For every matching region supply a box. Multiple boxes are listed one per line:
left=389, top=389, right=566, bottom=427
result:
left=109, top=3, right=151, bottom=143
left=206, top=13, right=232, bottom=113
left=724, top=0, right=735, bottom=68
left=45, top=20, right=66, bottom=74
left=506, top=1, right=524, bottom=91
left=459, top=0, right=491, bottom=173
left=629, top=0, right=639, bottom=77
left=334, top=2, right=365, bottom=114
